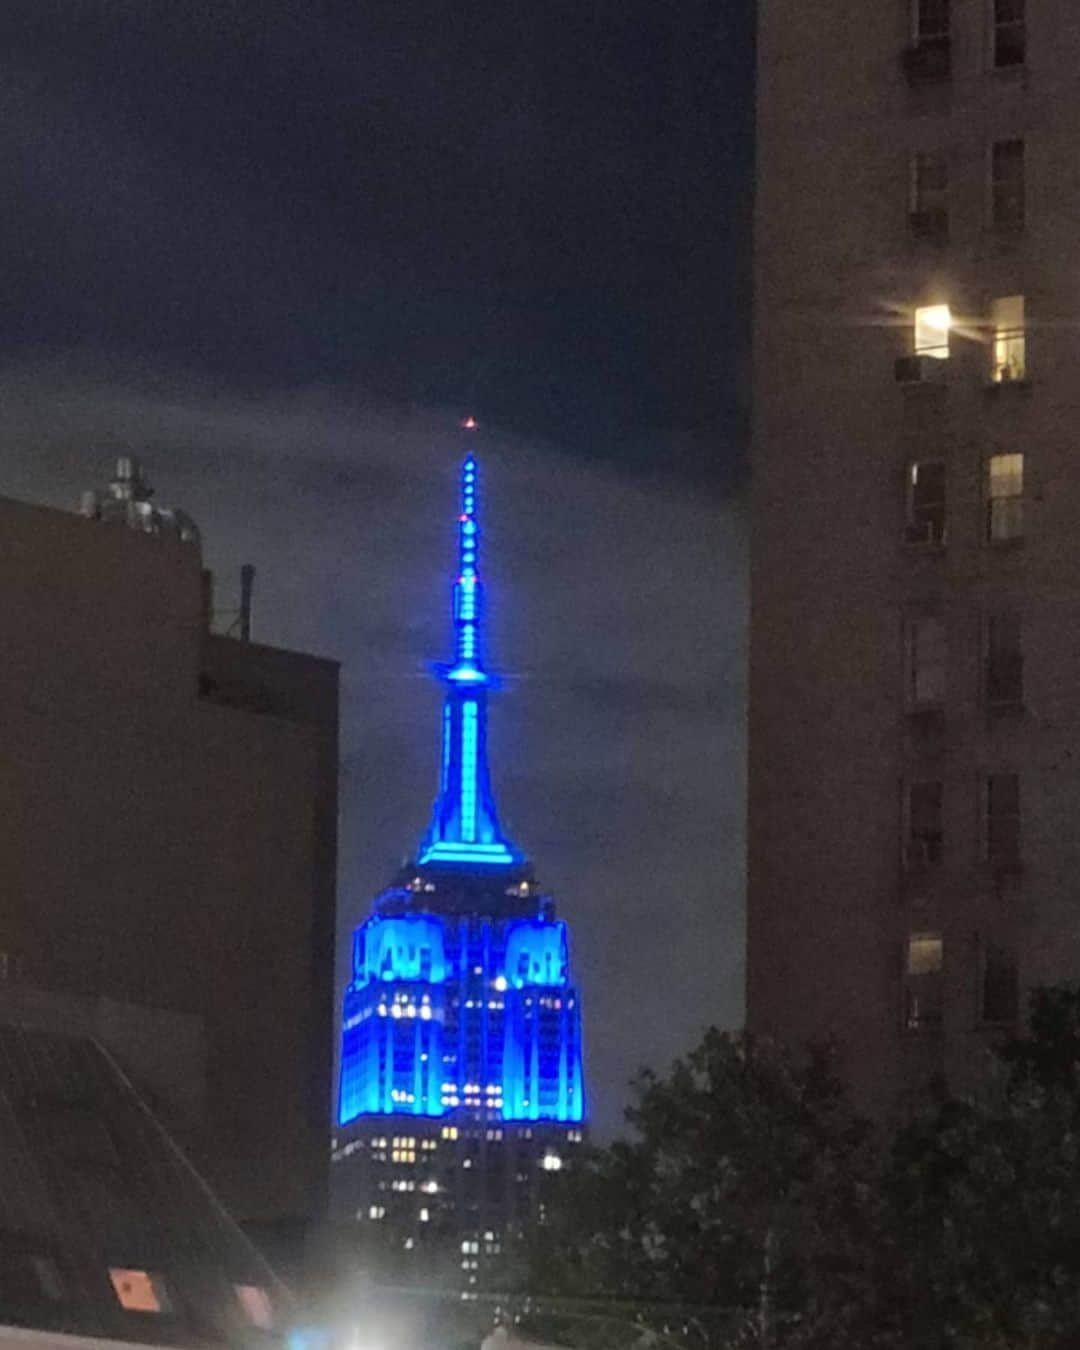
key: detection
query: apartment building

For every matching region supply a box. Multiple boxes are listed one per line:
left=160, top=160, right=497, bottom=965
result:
left=749, top=0, right=1080, bottom=1111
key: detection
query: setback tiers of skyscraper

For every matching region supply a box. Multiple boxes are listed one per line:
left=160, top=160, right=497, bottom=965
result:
left=332, top=444, right=586, bottom=1289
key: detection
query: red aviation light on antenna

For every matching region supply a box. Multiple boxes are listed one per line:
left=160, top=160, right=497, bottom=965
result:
left=461, top=416, right=478, bottom=430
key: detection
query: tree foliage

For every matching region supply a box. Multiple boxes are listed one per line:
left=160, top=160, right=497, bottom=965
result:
left=527, top=1029, right=877, bottom=1340
left=526, top=988, right=1080, bottom=1350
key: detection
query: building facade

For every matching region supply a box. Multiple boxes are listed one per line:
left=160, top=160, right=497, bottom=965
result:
left=0, top=458, right=338, bottom=1259
left=332, top=450, right=585, bottom=1289
left=749, top=0, right=1080, bottom=1113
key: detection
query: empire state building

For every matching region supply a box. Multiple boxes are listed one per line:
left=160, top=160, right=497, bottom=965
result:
left=331, top=443, right=586, bottom=1288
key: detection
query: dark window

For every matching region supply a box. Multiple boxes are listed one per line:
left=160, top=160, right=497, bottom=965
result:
left=906, top=461, right=946, bottom=545
left=906, top=781, right=944, bottom=867
left=907, top=615, right=946, bottom=707
left=916, top=0, right=949, bottom=39
left=904, top=0, right=950, bottom=82
left=910, top=152, right=949, bottom=238
left=993, top=0, right=1025, bottom=68
left=987, top=772, right=1021, bottom=865
left=0, top=1251, right=65, bottom=1306
left=986, top=614, right=1023, bottom=710
left=991, top=139, right=1025, bottom=231
left=981, top=944, right=1019, bottom=1023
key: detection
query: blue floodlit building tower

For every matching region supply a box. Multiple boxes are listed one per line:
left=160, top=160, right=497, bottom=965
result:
left=331, top=442, right=586, bottom=1287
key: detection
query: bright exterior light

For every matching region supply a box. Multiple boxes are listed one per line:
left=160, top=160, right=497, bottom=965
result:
left=915, top=304, right=951, bottom=359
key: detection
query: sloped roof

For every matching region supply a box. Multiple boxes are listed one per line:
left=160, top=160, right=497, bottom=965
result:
left=0, top=1023, right=290, bottom=1346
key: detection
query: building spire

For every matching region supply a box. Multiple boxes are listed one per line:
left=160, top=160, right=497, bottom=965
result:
left=417, top=436, right=522, bottom=868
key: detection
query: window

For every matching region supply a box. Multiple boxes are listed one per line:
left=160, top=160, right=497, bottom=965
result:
left=986, top=614, right=1023, bottom=710
left=991, top=139, right=1025, bottom=231
left=906, top=781, right=943, bottom=867
left=986, top=772, right=1021, bottom=865
left=987, top=453, right=1023, bottom=541
left=906, top=615, right=946, bottom=707
left=910, top=152, right=949, bottom=238
left=914, top=0, right=949, bottom=40
left=905, top=0, right=950, bottom=81
left=915, top=304, right=951, bottom=359
left=905, top=933, right=944, bottom=1030
left=991, top=295, right=1025, bottom=383
left=906, top=461, right=946, bottom=545
left=0, top=1253, right=64, bottom=1305
left=993, top=0, right=1025, bottom=68
left=235, top=1285, right=274, bottom=1331
left=981, top=944, right=1019, bottom=1023
left=109, top=1269, right=171, bottom=1314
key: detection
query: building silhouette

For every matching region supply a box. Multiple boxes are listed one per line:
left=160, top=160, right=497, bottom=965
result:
left=0, top=1018, right=289, bottom=1346
left=0, top=458, right=338, bottom=1267
left=332, top=447, right=585, bottom=1288
left=749, top=0, right=1080, bottom=1113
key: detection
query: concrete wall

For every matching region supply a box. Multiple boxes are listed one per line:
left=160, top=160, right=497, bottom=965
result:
left=749, top=0, right=1080, bottom=1112
left=0, top=497, right=338, bottom=1226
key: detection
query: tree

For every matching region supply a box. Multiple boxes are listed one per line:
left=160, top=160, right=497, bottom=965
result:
left=526, top=1029, right=877, bottom=1345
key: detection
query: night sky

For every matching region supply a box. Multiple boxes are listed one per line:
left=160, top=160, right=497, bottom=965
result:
left=0, top=1, right=752, bottom=1136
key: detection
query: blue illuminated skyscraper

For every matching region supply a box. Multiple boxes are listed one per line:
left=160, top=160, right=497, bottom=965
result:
left=332, top=440, right=586, bottom=1285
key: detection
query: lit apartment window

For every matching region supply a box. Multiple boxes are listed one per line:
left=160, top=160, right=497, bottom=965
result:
left=991, top=295, right=1026, bottom=382
left=109, top=1269, right=171, bottom=1314
left=905, top=932, right=944, bottom=1030
left=905, top=781, right=943, bottom=867
left=905, top=461, right=946, bottom=545
left=986, top=614, right=1023, bottom=711
left=980, top=944, right=1019, bottom=1023
left=991, top=139, right=1025, bottom=231
left=906, top=615, right=946, bottom=707
left=993, top=0, right=1025, bottom=68
left=986, top=772, right=1021, bottom=865
left=987, top=453, right=1023, bottom=542
left=915, top=304, right=951, bottom=359
left=910, top=152, right=948, bottom=239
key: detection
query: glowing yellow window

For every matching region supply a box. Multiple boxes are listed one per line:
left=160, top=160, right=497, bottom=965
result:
left=915, top=304, right=951, bottom=359
left=992, top=295, right=1025, bottom=382
left=907, top=933, right=944, bottom=976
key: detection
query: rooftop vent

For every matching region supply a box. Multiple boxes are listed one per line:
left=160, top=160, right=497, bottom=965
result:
left=80, top=457, right=200, bottom=544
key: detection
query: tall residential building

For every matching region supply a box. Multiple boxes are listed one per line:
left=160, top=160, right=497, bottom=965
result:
left=332, top=447, right=586, bottom=1290
left=0, top=458, right=338, bottom=1264
left=749, top=1, right=1080, bottom=1112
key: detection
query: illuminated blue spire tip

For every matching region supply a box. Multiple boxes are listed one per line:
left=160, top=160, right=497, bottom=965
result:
left=418, top=448, right=522, bottom=867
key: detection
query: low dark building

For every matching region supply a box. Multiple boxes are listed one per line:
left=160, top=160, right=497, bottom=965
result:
left=0, top=1015, right=288, bottom=1345
left=0, top=459, right=338, bottom=1265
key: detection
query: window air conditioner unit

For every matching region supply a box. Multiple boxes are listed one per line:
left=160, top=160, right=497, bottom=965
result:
left=895, top=354, right=947, bottom=385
